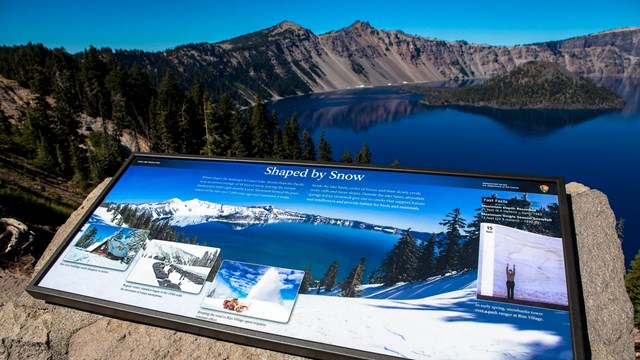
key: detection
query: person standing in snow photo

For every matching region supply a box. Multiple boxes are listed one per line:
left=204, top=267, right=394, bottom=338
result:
left=506, top=263, right=516, bottom=299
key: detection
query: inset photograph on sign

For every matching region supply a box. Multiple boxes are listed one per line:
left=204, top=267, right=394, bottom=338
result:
left=477, top=223, right=568, bottom=309
left=127, top=239, right=220, bottom=294
left=202, top=260, right=304, bottom=323
left=64, top=224, right=149, bottom=271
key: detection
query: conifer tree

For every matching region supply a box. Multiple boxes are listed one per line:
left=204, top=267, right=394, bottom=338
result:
left=301, top=129, right=316, bottom=160
left=126, top=64, right=154, bottom=137
left=70, top=138, right=89, bottom=189
left=626, top=250, right=640, bottom=326
left=87, top=127, right=122, bottom=183
left=24, top=99, right=56, bottom=172
left=227, top=112, right=249, bottom=157
left=340, top=151, right=353, bottom=163
left=318, top=260, right=339, bottom=293
left=341, top=257, right=366, bottom=297
left=299, top=264, right=314, bottom=294
left=249, top=95, right=273, bottom=157
left=153, top=72, right=183, bottom=153
left=436, top=208, right=467, bottom=274
left=367, top=268, right=382, bottom=284
left=79, top=46, right=110, bottom=118
left=271, top=128, right=285, bottom=159
left=283, top=115, right=302, bottom=160
left=318, top=131, right=332, bottom=162
left=76, top=226, right=99, bottom=249
left=182, top=81, right=207, bottom=153
left=461, top=208, right=482, bottom=269
left=381, top=230, right=419, bottom=286
left=201, top=96, right=228, bottom=156
left=355, top=142, right=371, bottom=164
left=416, top=235, right=436, bottom=280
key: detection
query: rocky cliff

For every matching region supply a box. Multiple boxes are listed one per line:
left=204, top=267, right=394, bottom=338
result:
left=0, top=180, right=634, bottom=359
left=114, top=21, right=640, bottom=101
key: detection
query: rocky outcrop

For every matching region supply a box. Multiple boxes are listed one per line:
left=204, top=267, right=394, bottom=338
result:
left=0, top=180, right=634, bottom=359
left=566, top=183, right=635, bottom=359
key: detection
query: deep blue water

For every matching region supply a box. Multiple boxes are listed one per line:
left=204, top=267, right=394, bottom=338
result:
left=269, top=80, right=640, bottom=266
left=180, top=222, right=399, bottom=280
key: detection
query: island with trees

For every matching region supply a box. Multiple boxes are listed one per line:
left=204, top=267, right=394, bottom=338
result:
left=421, top=61, right=625, bottom=110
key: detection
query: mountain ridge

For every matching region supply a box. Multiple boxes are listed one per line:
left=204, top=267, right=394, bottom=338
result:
left=106, top=20, right=640, bottom=102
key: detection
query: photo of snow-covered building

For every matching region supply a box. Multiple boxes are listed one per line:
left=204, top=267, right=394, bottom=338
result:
left=63, top=224, right=149, bottom=271
left=126, top=239, right=220, bottom=294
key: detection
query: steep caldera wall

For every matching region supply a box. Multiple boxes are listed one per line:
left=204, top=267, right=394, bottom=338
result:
left=117, top=21, right=640, bottom=100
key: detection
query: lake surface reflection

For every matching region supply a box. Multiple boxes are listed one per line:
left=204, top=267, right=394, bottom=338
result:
left=269, top=79, right=640, bottom=265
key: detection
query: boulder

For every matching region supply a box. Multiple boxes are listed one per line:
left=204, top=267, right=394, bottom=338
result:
left=0, top=180, right=634, bottom=359
left=566, top=182, right=635, bottom=359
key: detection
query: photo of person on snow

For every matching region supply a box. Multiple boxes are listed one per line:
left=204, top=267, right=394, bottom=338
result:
left=506, top=263, right=516, bottom=299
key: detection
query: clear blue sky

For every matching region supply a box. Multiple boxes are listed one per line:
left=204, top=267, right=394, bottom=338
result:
left=0, top=0, right=637, bottom=53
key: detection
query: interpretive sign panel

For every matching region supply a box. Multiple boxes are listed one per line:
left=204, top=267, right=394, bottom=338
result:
left=27, top=154, right=586, bottom=359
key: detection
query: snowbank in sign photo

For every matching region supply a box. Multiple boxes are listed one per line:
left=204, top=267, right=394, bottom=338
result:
left=202, top=260, right=303, bottom=323
left=126, top=239, right=220, bottom=294
left=273, top=270, right=573, bottom=359
left=478, top=223, right=568, bottom=307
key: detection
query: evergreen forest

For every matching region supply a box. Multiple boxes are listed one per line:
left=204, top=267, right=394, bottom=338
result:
left=0, top=44, right=372, bottom=228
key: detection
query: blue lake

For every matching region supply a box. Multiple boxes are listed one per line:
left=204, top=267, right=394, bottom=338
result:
left=269, top=79, right=640, bottom=266
left=181, top=222, right=400, bottom=281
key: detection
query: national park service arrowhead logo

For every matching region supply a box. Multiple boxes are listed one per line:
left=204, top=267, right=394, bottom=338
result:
left=539, top=184, right=549, bottom=193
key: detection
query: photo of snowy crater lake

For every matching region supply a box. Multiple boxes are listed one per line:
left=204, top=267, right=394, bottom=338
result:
left=126, top=239, right=220, bottom=294
left=64, top=224, right=149, bottom=271
left=181, top=222, right=401, bottom=283
left=202, top=260, right=304, bottom=323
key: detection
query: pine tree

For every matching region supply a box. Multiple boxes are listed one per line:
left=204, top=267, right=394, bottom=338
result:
left=125, top=63, right=154, bottom=137
left=318, top=260, right=339, bottom=293
left=271, top=128, right=285, bottom=159
left=301, top=129, right=316, bottom=160
left=416, top=235, right=436, bottom=280
left=249, top=95, right=273, bottom=158
left=76, top=226, right=99, bottom=249
left=626, top=250, right=640, bottom=326
left=436, top=208, right=467, bottom=274
left=87, top=127, right=122, bottom=183
left=201, top=95, right=230, bottom=156
left=153, top=72, right=184, bottom=153
left=355, top=142, right=371, bottom=164
left=341, top=257, right=366, bottom=297
left=227, top=112, right=249, bottom=157
left=367, top=268, right=381, bottom=284
left=381, top=230, right=419, bottom=286
left=318, top=131, right=332, bottom=162
left=461, top=208, right=482, bottom=269
left=283, top=115, right=302, bottom=160
left=340, top=151, right=353, bottom=163
left=79, top=46, right=110, bottom=118
left=299, top=264, right=314, bottom=294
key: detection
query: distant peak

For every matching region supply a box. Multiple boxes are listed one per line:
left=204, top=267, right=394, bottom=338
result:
left=273, top=20, right=304, bottom=31
left=349, top=20, right=373, bottom=30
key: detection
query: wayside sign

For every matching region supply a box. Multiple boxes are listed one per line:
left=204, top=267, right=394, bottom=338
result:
left=27, top=153, right=587, bottom=359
